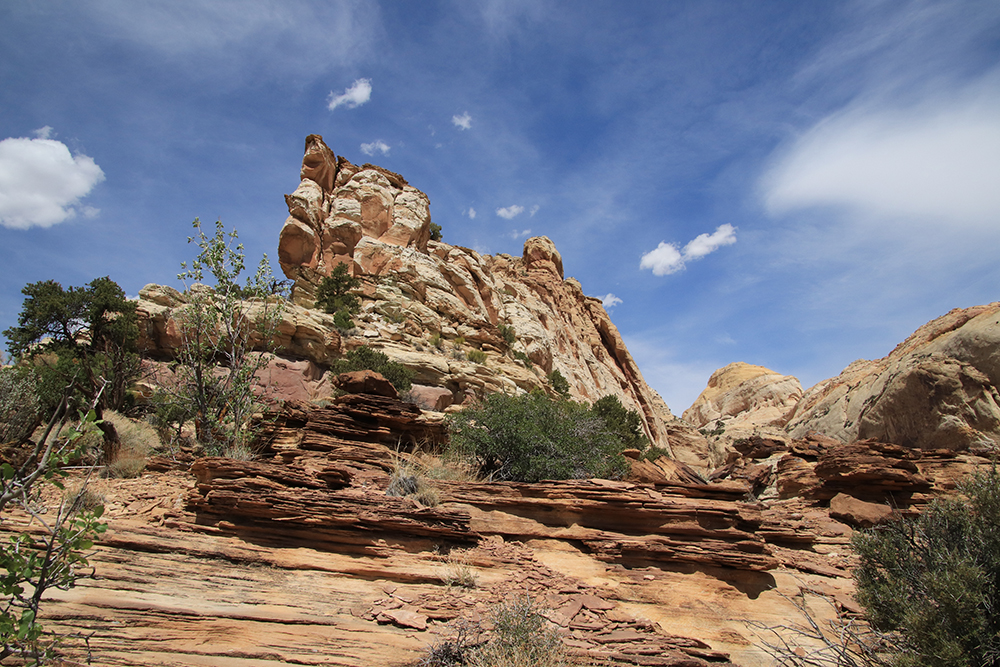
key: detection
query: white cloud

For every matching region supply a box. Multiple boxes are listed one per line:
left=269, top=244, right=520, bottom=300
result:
left=639, top=224, right=737, bottom=276
left=761, top=93, right=1000, bottom=228
left=33, top=126, right=53, bottom=139
left=496, top=204, right=524, bottom=219
left=639, top=242, right=684, bottom=276
left=360, top=140, right=390, bottom=156
left=465, top=207, right=477, bottom=219
left=328, top=78, right=372, bottom=111
left=0, top=133, right=105, bottom=229
left=600, top=293, right=623, bottom=308
left=452, top=112, right=472, bottom=130
left=529, top=204, right=539, bottom=216
left=682, top=223, right=737, bottom=259
left=509, top=228, right=531, bottom=239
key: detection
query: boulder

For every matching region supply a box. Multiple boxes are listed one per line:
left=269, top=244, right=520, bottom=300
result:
left=335, top=370, right=399, bottom=399
left=406, top=384, right=453, bottom=411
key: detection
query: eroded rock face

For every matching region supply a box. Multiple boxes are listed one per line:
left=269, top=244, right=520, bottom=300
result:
left=137, top=134, right=690, bottom=457
left=785, top=303, right=1000, bottom=450
left=683, top=362, right=803, bottom=430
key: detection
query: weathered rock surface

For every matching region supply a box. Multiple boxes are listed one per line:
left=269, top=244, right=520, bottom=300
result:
left=137, top=134, right=710, bottom=461
left=12, top=383, right=993, bottom=667
left=785, top=303, right=1000, bottom=450
left=683, top=362, right=802, bottom=430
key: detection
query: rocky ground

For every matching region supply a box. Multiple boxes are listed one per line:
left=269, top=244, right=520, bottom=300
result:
left=6, top=386, right=991, bottom=667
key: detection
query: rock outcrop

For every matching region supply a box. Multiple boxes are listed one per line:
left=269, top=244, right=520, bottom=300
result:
left=683, top=362, right=803, bottom=430
left=138, top=134, right=708, bottom=458
left=785, top=303, right=1000, bottom=451
left=12, top=377, right=993, bottom=666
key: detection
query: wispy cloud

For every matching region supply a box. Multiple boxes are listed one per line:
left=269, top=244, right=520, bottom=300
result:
left=464, top=207, right=477, bottom=219
left=762, top=90, right=1000, bottom=228
left=496, top=204, right=524, bottom=219
left=0, top=131, right=105, bottom=229
left=600, top=293, right=623, bottom=308
left=452, top=112, right=472, bottom=130
left=529, top=204, right=539, bottom=216
left=509, top=228, right=531, bottom=239
left=360, top=140, right=390, bottom=156
left=640, top=224, right=737, bottom=276
left=328, top=78, right=372, bottom=111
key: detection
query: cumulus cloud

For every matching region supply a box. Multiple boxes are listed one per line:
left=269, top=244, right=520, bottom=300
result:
left=360, top=140, right=390, bottom=156
left=328, top=78, right=372, bottom=111
left=496, top=204, right=524, bottom=219
left=452, top=112, right=472, bottom=130
left=465, top=207, right=477, bottom=219
left=0, top=132, right=105, bottom=229
left=640, top=224, right=737, bottom=276
left=600, top=293, right=623, bottom=308
left=761, top=93, right=1000, bottom=227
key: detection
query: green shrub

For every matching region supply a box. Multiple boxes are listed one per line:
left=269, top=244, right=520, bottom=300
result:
left=852, top=466, right=1000, bottom=666
left=546, top=369, right=570, bottom=397
left=333, top=310, right=355, bottom=331
left=332, top=346, right=415, bottom=393
left=447, top=391, right=629, bottom=482
left=429, top=222, right=443, bottom=242
left=497, top=324, right=516, bottom=348
left=513, top=351, right=533, bottom=369
left=591, top=395, right=648, bottom=451
left=467, top=350, right=487, bottom=365
left=315, top=263, right=361, bottom=315
left=429, top=333, right=444, bottom=350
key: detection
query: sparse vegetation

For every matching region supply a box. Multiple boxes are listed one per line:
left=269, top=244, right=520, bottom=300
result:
left=467, top=349, right=487, bottom=365
left=332, top=346, right=415, bottom=393
left=447, top=391, right=630, bottom=482
left=429, top=222, right=443, bottom=242
left=513, top=351, right=533, bottom=369
left=416, top=596, right=565, bottom=667
left=441, top=550, right=478, bottom=589
left=497, top=324, right=516, bottom=348
left=429, top=333, right=445, bottom=350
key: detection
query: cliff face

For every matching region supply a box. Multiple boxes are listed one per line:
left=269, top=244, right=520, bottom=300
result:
left=139, top=134, right=689, bottom=454
left=684, top=303, right=1000, bottom=455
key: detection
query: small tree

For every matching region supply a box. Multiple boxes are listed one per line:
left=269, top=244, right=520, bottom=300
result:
left=167, top=218, right=288, bottom=456
left=852, top=466, right=1000, bottom=667
left=1, top=397, right=107, bottom=664
left=315, top=263, right=361, bottom=330
left=429, top=222, right=443, bottom=242
left=3, top=277, right=140, bottom=457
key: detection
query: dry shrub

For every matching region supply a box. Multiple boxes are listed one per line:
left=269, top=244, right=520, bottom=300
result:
left=441, top=550, right=478, bottom=589
left=64, top=484, right=106, bottom=514
left=104, top=410, right=160, bottom=477
left=387, top=460, right=441, bottom=507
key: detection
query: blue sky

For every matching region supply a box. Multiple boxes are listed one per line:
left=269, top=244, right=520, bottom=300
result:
left=2, top=1, right=999, bottom=413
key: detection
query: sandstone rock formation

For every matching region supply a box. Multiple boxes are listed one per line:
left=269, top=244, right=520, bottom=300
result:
left=785, top=303, right=1000, bottom=451
left=17, top=379, right=991, bottom=667
left=683, top=362, right=803, bottom=430
left=138, top=134, right=711, bottom=459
